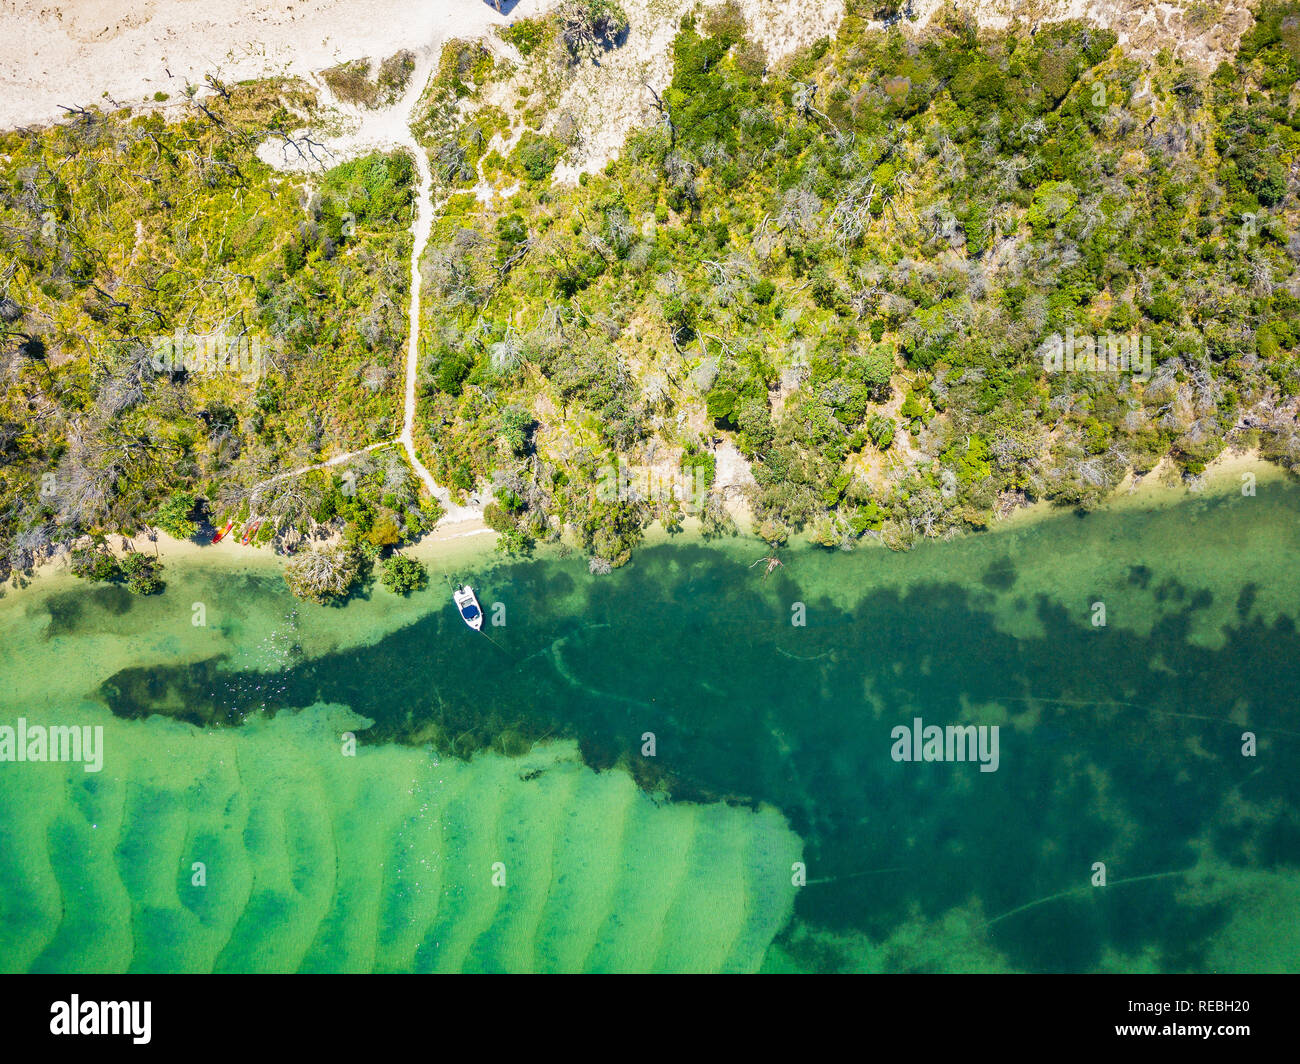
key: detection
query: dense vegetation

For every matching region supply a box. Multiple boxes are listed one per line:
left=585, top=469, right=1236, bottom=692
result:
left=413, top=0, right=1300, bottom=562
left=380, top=552, right=429, bottom=594
left=0, top=79, right=440, bottom=586
left=3, top=2, right=1299, bottom=588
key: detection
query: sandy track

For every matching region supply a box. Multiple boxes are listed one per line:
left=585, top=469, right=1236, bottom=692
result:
left=391, top=52, right=487, bottom=525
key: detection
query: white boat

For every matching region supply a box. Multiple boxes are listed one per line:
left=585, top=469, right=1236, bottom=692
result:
left=453, top=585, right=484, bottom=631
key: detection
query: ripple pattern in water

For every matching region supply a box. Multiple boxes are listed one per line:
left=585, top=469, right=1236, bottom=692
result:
left=0, top=704, right=801, bottom=973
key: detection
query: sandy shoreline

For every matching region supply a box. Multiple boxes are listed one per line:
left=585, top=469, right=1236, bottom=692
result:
left=1, top=1, right=1282, bottom=600
left=991, top=445, right=1278, bottom=531
left=0, top=508, right=497, bottom=600
left=2, top=445, right=1284, bottom=600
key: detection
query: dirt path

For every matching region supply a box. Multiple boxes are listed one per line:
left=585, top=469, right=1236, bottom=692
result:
left=252, top=48, right=486, bottom=524
left=392, top=59, right=486, bottom=524
left=249, top=439, right=397, bottom=493
left=393, top=64, right=441, bottom=503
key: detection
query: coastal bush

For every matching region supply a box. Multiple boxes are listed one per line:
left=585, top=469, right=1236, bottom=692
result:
left=514, top=133, right=563, bottom=182
left=284, top=545, right=363, bottom=604
left=323, top=60, right=380, bottom=108
left=559, top=0, right=630, bottom=60
left=121, top=551, right=165, bottom=595
left=70, top=546, right=122, bottom=584
left=8, top=1, right=1300, bottom=580
left=0, top=80, right=419, bottom=563
left=501, top=17, right=549, bottom=58
left=379, top=554, right=428, bottom=594
left=153, top=492, right=200, bottom=540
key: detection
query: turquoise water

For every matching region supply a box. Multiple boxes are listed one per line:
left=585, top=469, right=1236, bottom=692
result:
left=2, top=472, right=1299, bottom=971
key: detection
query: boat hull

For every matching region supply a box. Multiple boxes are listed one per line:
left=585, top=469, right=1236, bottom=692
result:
left=453, top=585, right=484, bottom=631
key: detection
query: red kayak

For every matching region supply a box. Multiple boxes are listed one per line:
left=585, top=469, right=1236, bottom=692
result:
left=239, top=520, right=262, bottom=545
left=211, top=520, right=235, bottom=543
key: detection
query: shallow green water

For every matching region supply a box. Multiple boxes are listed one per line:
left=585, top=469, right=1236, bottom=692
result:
left=2, top=473, right=1299, bottom=972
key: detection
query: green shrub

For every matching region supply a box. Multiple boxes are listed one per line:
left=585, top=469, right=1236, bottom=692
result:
left=867, top=415, right=896, bottom=450
left=153, top=492, right=199, bottom=540
left=121, top=551, right=165, bottom=595
left=514, top=133, right=562, bottom=182
left=502, top=17, right=549, bottom=57
left=70, top=547, right=121, bottom=583
left=380, top=554, right=428, bottom=595
left=501, top=406, right=536, bottom=455
left=284, top=545, right=363, bottom=605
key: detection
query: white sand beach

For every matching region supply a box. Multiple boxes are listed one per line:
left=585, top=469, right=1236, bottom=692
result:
left=0, top=0, right=551, bottom=130
left=0, top=0, right=859, bottom=132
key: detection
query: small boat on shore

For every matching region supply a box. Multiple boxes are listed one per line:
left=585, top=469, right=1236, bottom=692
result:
left=453, top=585, right=483, bottom=631
left=211, top=520, right=235, bottom=543
left=240, top=520, right=262, bottom=545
